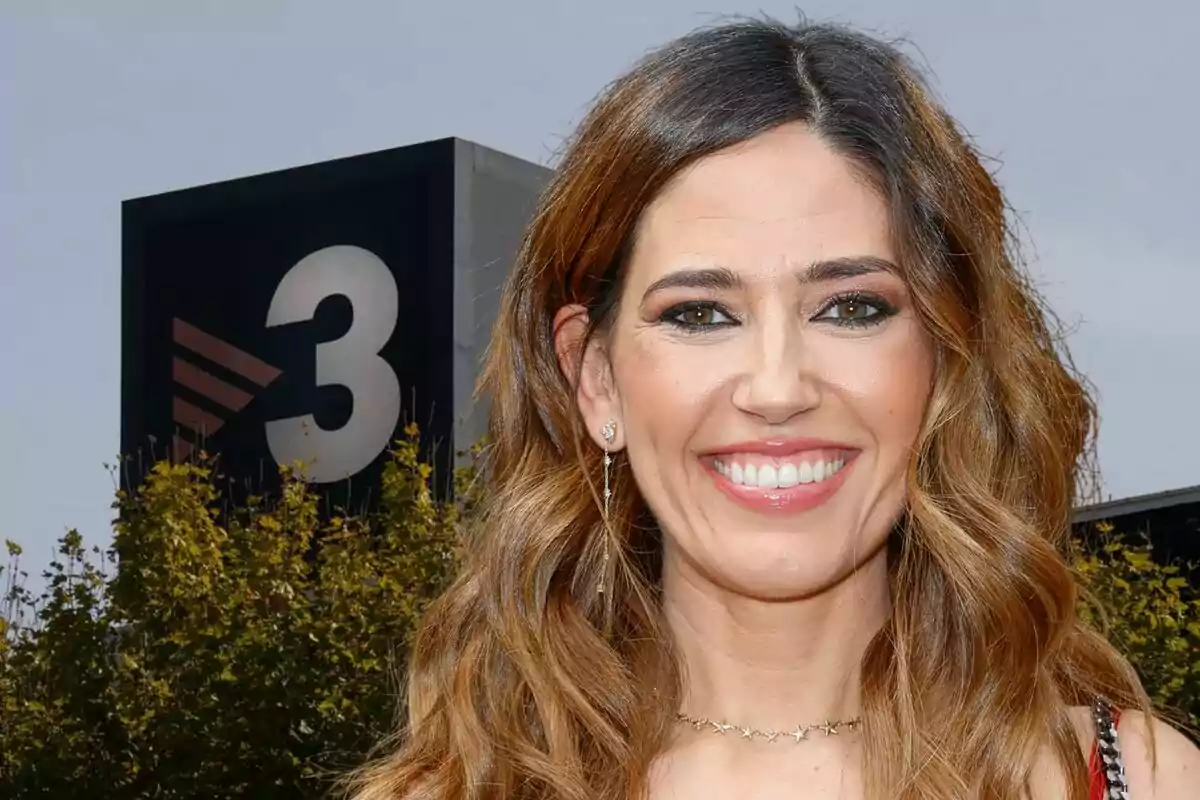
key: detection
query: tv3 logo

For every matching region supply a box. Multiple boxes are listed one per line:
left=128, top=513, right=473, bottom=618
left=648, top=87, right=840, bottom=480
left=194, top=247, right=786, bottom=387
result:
left=172, top=245, right=401, bottom=484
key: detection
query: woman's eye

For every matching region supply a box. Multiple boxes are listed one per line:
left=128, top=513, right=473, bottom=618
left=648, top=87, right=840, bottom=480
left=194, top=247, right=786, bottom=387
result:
left=815, top=294, right=893, bottom=327
left=661, top=302, right=734, bottom=329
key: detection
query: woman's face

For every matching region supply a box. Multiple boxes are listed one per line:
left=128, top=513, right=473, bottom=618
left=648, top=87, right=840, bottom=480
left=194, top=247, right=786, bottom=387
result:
left=569, top=123, right=935, bottom=600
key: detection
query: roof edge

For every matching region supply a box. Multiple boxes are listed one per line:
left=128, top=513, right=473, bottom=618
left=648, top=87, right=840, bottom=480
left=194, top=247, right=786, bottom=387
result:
left=1073, top=483, right=1200, bottom=523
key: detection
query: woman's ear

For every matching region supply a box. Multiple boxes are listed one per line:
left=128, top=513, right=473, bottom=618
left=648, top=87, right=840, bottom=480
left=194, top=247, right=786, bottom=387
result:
left=552, top=304, right=623, bottom=450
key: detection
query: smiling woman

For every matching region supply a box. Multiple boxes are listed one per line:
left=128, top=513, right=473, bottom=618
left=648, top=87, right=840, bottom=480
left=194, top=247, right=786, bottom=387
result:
left=569, top=125, right=934, bottom=607
left=347, top=15, right=1199, bottom=800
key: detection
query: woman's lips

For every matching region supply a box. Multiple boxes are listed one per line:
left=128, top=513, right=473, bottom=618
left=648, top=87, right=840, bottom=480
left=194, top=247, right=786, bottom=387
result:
left=702, top=449, right=857, bottom=514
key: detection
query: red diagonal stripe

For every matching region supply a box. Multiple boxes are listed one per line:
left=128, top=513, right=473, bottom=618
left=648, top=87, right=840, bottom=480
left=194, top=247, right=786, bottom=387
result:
left=173, top=318, right=281, bottom=387
left=172, top=435, right=194, bottom=462
left=173, top=357, right=255, bottom=412
left=173, top=396, right=225, bottom=437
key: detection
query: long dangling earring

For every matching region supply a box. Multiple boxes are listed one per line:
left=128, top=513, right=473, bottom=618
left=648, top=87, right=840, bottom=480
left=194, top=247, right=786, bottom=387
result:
left=598, top=420, right=616, bottom=595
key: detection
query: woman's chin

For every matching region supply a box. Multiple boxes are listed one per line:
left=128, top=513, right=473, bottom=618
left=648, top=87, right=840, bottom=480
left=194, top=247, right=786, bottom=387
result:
left=690, top=563, right=863, bottom=603
left=668, top=540, right=891, bottom=604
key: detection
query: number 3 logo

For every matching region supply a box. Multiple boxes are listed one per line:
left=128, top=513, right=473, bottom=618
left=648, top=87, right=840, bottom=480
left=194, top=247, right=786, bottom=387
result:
left=264, top=245, right=401, bottom=484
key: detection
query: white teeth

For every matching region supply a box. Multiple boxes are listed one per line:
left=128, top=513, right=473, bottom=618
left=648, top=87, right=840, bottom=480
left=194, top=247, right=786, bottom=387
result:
left=778, top=462, right=798, bottom=488
left=757, top=464, right=778, bottom=489
left=714, top=456, right=846, bottom=488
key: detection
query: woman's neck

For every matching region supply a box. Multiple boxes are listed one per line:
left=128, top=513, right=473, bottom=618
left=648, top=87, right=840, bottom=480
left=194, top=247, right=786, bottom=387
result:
left=661, top=548, right=891, bottom=730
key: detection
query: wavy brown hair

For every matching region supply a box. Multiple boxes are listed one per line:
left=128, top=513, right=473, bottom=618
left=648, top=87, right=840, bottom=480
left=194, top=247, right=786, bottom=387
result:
left=348, top=17, right=1151, bottom=800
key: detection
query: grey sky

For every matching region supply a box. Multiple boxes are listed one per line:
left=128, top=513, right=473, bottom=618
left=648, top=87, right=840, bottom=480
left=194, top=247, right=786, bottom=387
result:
left=2, top=0, right=1198, bottom=589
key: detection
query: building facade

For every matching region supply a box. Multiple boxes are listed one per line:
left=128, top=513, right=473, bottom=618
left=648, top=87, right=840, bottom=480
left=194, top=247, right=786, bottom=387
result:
left=1073, top=484, right=1200, bottom=578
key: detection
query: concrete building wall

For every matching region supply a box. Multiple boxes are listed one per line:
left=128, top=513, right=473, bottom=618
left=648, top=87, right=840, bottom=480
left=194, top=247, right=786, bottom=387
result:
left=452, top=139, right=552, bottom=460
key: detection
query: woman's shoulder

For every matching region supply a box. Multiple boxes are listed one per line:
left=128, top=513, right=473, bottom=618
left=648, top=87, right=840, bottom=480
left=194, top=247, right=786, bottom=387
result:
left=1066, top=704, right=1199, bottom=799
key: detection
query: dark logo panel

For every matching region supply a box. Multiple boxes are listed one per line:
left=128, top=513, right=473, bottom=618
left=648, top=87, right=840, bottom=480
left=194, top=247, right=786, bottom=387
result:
left=123, top=140, right=457, bottom=511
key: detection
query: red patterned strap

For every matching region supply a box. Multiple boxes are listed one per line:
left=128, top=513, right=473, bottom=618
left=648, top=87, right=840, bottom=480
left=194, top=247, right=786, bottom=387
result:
left=1089, top=701, right=1126, bottom=800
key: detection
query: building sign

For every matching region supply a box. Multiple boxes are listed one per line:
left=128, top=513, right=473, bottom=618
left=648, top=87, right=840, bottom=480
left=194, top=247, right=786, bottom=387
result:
left=122, top=138, right=549, bottom=509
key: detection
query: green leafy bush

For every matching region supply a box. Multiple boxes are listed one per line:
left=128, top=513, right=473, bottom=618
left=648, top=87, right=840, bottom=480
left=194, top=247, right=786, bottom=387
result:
left=0, top=424, right=476, bottom=799
left=1074, top=520, right=1200, bottom=733
left=0, top=429, right=1196, bottom=797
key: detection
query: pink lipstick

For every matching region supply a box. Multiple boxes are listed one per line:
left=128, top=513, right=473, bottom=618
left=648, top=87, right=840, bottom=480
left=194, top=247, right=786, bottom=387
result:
left=701, top=438, right=858, bottom=514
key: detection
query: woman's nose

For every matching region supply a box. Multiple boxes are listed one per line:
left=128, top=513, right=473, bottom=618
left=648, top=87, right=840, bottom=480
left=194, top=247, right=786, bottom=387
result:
left=730, top=322, right=820, bottom=425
